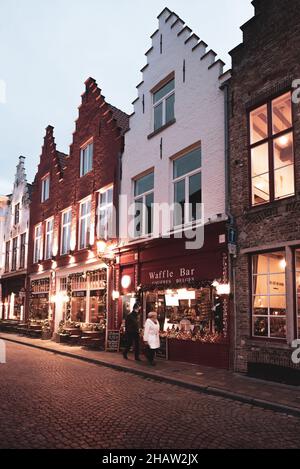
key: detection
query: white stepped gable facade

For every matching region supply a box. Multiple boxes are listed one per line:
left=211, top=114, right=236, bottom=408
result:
left=120, top=7, right=230, bottom=241
left=0, top=156, right=31, bottom=320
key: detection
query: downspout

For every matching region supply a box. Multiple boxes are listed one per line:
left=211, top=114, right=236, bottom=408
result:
left=223, top=79, right=237, bottom=371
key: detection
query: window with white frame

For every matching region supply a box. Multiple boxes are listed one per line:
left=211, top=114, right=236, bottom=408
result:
left=173, top=147, right=202, bottom=227
left=153, top=79, right=175, bottom=132
left=79, top=199, right=91, bottom=249
left=134, top=172, right=154, bottom=238
left=45, top=218, right=54, bottom=260
left=80, top=142, right=93, bottom=177
left=14, top=203, right=20, bottom=225
left=61, top=209, right=72, bottom=255
left=252, top=251, right=287, bottom=339
left=11, top=237, right=18, bottom=271
left=97, top=187, right=113, bottom=240
left=34, top=224, right=42, bottom=263
left=41, top=175, right=50, bottom=203
left=5, top=241, right=10, bottom=272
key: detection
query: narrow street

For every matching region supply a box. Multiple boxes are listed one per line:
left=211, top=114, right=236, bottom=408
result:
left=0, top=341, right=299, bottom=450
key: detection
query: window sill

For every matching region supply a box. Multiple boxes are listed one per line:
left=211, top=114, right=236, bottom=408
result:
left=147, top=119, right=176, bottom=140
left=245, top=194, right=296, bottom=214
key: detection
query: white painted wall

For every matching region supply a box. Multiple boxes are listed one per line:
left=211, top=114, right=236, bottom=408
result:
left=120, top=9, right=229, bottom=241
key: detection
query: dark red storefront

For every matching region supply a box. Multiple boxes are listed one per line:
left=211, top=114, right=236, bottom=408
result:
left=111, top=222, right=231, bottom=369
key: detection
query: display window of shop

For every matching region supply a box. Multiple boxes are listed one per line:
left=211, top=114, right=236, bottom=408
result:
left=153, top=78, right=175, bottom=132
left=173, top=147, right=202, bottom=227
left=11, top=237, right=18, bottom=271
left=249, top=92, right=294, bottom=206
left=33, top=224, right=43, bottom=263
left=30, top=295, right=49, bottom=320
left=295, top=250, right=300, bottom=339
left=89, top=290, right=106, bottom=324
left=61, top=209, right=72, bottom=255
left=252, top=251, right=287, bottom=339
left=5, top=241, right=10, bottom=272
left=79, top=198, right=91, bottom=249
left=14, top=203, right=20, bottom=225
left=134, top=171, right=154, bottom=237
left=71, top=292, right=87, bottom=323
left=90, top=270, right=106, bottom=289
left=45, top=218, right=54, bottom=260
left=97, top=186, right=113, bottom=240
left=19, top=233, right=26, bottom=269
left=59, top=277, right=67, bottom=292
left=144, top=287, right=224, bottom=341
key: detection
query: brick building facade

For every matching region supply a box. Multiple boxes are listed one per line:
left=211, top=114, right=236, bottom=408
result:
left=229, top=0, right=300, bottom=375
left=27, top=78, right=128, bottom=337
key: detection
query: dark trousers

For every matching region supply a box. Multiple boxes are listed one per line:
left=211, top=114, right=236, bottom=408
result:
left=124, top=333, right=140, bottom=359
left=145, top=346, right=156, bottom=364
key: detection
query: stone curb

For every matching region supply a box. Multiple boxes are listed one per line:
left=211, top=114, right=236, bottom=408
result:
left=2, top=335, right=300, bottom=418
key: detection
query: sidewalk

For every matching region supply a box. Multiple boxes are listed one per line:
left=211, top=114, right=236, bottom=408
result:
left=2, top=331, right=300, bottom=417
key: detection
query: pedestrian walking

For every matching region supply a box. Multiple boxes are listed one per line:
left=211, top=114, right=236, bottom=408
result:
left=123, top=303, right=142, bottom=361
left=143, top=311, right=160, bottom=366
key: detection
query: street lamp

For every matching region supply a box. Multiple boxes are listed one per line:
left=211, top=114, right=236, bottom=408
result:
left=96, top=240, right=116, bottom=267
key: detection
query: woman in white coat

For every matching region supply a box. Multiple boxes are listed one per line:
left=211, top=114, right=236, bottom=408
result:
left=143, top=311, right=160, bottom=366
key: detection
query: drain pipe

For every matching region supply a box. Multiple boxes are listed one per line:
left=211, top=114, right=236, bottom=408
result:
left=222, top=79, right=237, bottom=371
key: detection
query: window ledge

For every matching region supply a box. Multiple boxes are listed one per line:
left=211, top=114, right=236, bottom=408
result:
left=147, top=119, right=176, bottom=140
left=245, top=194, right=297, bottom=215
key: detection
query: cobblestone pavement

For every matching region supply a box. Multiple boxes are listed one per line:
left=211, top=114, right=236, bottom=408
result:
left=0, top=342, right=300, bottom=449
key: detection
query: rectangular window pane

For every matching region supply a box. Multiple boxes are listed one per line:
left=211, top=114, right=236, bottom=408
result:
left=134, top=173, right=154, bottom=197
left=166, top=93, right=175, bottom=123
left=253, top=275, right=268, bottom=296
left=250, top=104, right=268, bottom=144
left=273, top=132, right=295, bottom=200
left=134, top=199, right=143, bottom=237
left=272, top=92, right=292, bottom=135
left=153, top=79, right=175, bottom=104
left=145, top=192, right=154, bottom=235
left=173, top=148, right=201, bottom=179
left=154, top=102, right=163, bottom=131
left=189, top=172, right=201, bottom=222
left=174, top=179, right=185, bottom=226
left=253, top=317, right=268, bottom=337
left=270, top=318, right=286, bottom=339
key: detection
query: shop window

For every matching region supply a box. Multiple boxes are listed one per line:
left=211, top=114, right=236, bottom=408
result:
left=153, top=78, right=175, bottom=131
left=90, top=270, right=106, bottom=290
left=79, top=199, right=91, bottom=249
left=252, top=251, right=286, bottom=339
left=19, top=233, right=26, bottom=269
left=11, top=237, right=18, bottom=271
left=33, top=224, right=42, bottom=264
left=71, top=294, right=86, bottom=323
left=295, top=250, right=300, bottom=339
left=14, top=203, right=20, bottom=225
left=29, top=296, right=49, bottom=320
left=61, top=209, right=72, bottom=255
left=41, top=175, right=50, bottom=203
left=71, top=273, right=87, bottom=291
left=134, top=172, right=154, bottom=237
left=80, top=142, right=93, bottom=177
left=89, top=291, right=106, bottom=324
left=5, top=241, right=10, bottom=272
left=144, top=288, right=224, bottom=340
left=173, top=147, right=202, bottom=227
left=97, top=187, right=113, bottom=240
left=45, top=218, right=54, bottom=260
left=249, top=92, right=294, bottom=206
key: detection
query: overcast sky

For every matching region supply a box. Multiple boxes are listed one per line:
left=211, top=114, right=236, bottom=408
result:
left=0, top=0, right=253, bottom=194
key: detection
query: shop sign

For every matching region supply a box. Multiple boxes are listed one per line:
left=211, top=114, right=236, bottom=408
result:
left=72, top=291, right=87, bottom=298
left=142, top=266, right=197, bottom=286
left=90, top=290, right=105, bottom=296
left=106, top=330, right=120, bottom=352
left=30, top=293, right=48, bottom=299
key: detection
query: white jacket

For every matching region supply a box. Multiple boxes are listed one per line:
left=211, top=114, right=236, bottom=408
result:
left=143, top=319, right=160, bottom=350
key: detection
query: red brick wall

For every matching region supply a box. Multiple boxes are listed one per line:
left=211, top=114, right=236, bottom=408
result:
left=26, top=78, right=128, bottom=319
left=229, top=0, right=300, bottom=371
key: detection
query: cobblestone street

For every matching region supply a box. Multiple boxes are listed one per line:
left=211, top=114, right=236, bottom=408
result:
left=0, top=341, right=300, bottom=449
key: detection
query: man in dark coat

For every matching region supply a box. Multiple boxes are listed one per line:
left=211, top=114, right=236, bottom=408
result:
left=123, top=303, right=141, bottom=361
